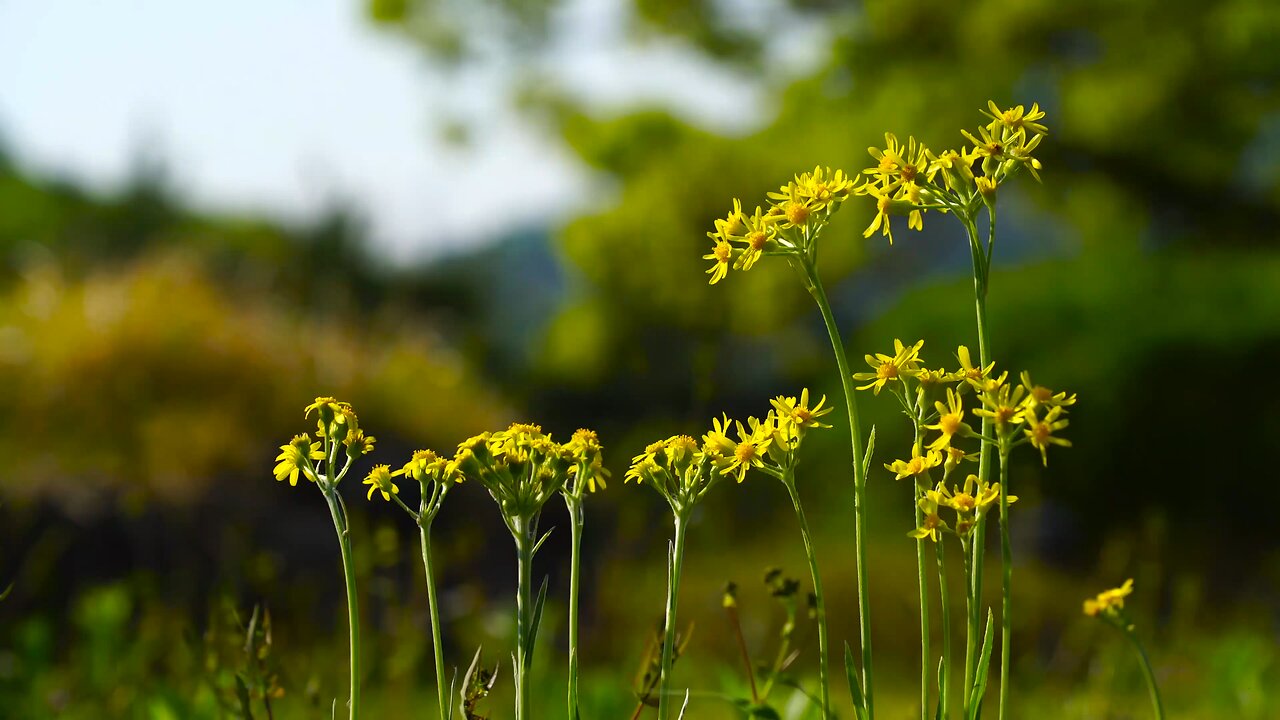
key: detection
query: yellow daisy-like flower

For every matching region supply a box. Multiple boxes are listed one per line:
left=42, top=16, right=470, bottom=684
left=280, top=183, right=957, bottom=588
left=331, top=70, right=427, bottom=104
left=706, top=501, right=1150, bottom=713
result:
left=363, top=464, right=399, bottom=502
left=274, top=434, right=323, bottom=486
left=766, top=181, right=819, bottom=230
left=710, top=198, right=748, bottom=243
left=926, top=388, right=973, bottom=451
left=885, top=445, right=942, bottom=481
left=769, top=388, right=833, bottom=431
left=703, top=240, right=734, bottom=285
left=1019, top=370, right=1077, bottom=409
left=731, top=205, right=778, bottom=272
left=794, top=165, right=854, bottom=210
left=567, top=428, right=609, bottom=493
left=974, top=381, right=1028, bottom=429
left=1024, top=405, right=1071, bottom=466
left=956, top=346, right=996, bottom=387
left=854, top=338, right=925, bottom=394
left=927, top=147, right=977, bottom=193
left=908, top=489, right=949, bottom=542
left=961, top=123, right=1007, bottom=169
left=394, top=449, right=458, bottom=486
left=982, top=101, right=1048, bottom=137
left=718, top=417, right=773, bottom=483
left=700, top=414, right=737, bottom=459
left=861, top=183, right=896, bottom=244
left=863, top=133, right=931, bottom=188
left=343, top=427, right=376, bottom=458
left=942, top=445, right=977, bottom=480
left=1083, top=578, right=1134, bottom=617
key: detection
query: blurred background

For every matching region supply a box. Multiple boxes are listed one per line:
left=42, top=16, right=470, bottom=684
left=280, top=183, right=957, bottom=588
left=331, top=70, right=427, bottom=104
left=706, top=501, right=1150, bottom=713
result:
left=1, top=0, right=1278, bottom=717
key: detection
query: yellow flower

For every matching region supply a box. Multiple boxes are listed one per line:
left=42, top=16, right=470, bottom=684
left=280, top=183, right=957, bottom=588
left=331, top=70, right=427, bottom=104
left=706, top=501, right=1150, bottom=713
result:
left=863, top=133, right=931, bottom=188
left=343, top=428, right=376, bottom=458
left=908, top=490, right=949, bottom=542
left=769, top=388, right=833, bottom=431
left=567, top=428, right=609, bottom=492
left=700, top=414, right=737, bottom=459
left=982, top=101, right=1048, bottom=137
left=942, top=474, right=1016, bottom=518
left=719, top=417, right=773, bottom=482
left=794, top=165, right=854, bottom=210
left=363, top=464, right=399, bottom=502
left=394, top=449, right=458, bottom=486
left=928, top=147, right=977, bottom=193
left=1019, top=371, right=1077, bottom=409
left=703, top=239, right=734, bottom=285
left=942, top=445, right=976, bottom=480
left=710, top=198, right=748, bottom=242
left=956, top=346, right=996, bottom=388
left=885, top=445, right=942, bottom=481
left=274, top=434, right=323, bottom=486
left=961, top=123, right=1007, bottom=174
left=726, top=205, right=777, bottom=272
left=854, top=338, right=925, bottom=394
left=926, top=388, right=973, bottom=451
left=861, top=184, right=896, bottom=244
left=1024, top=405, right=1071, bottom=466
left=975, top=176, right=998, bottom=203
left=974, top=381, right=1028, bottom=429
left=1083, top=579, right=1134, bottom=617
left=766, top=181, right=819, bottom=231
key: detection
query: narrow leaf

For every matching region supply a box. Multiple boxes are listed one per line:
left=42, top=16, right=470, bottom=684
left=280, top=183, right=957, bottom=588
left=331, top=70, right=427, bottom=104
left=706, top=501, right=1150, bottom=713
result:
left=843, top=641, right=867, bottom=720
left=234, top=675, right=255, bottom=720
left=531, top=527, right=555, bottom=557
left=861, top=425, right=878, bottom=482
left=967, top=609, right=996, bottom=720
left=526, top=575, right=550, bottom=664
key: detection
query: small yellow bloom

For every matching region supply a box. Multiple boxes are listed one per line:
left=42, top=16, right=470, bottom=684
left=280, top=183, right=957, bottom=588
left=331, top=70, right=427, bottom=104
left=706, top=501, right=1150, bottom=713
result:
left=567, top=428, right=609, bottom=492
left=942, top=445, right=976, bottom=480
left=343, top=428, right=376, bottom=458
left=974, top=381, right=1028, bottom=428
left=854, top=338, right=925, bottom=394
left=861, top=184, right=896, bottom=244
left=793, top=165, right=854, bottom=209
left=701, top=414, right=737, bottom=459
left=1024, top=405, right=1071, bottom=466
left=927, top=147, right=977, bottom=193
left=1083, top=578, right=1134, bottom=617
left=956, top=346, right=996, bottom=387
left=982, top=101, right=1048, bottom=137
left=769, top=388, right=833, bottom=430
left=731, top=205, right=778, bottom=272
left=908, top=490, right=949, bottom=542
left=363, top=464, right=399, bottom=501
left=718, top=417, right=774, bottom=482
left=1019, top=371, right=1077, bottom=409
left=766, top=182, right=819, bottom=230
left=885, top=445, right=942, bottom=481
left=926, top=388, right=973, bottom=451
left=703, top=240, right=734, bottom=285
left=274, top=434, right=323, bottom=486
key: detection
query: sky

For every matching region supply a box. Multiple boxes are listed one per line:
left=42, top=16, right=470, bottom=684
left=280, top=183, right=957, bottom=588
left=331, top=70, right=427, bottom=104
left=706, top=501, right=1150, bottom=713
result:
left=0, top=0, right=786, bottom=260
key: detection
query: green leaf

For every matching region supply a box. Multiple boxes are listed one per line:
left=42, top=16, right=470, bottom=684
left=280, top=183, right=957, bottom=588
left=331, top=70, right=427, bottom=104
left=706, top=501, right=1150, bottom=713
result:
left=967, top=609, right=996, bottom=720
left=234, top=675, right=255, bottom=720
left=861, top=426, right=877, bottom=482
left=525, top=575, right=550, bottom=666
left=843, top=641, right=867, bottom=720
left=532, top=527, right=555, bottom=557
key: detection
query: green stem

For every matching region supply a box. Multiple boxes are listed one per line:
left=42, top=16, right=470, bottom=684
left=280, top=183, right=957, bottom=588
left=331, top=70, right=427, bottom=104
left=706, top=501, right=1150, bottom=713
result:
left=657, top=511, right=690, bottom=720
left=324, top=490, right=361, bottom=720
left=783, top=474, right=831, bottom=719
left=513, top=515, right=535, bottom=720
left=997, top=447, right=1012, bottom=720
left=566, top=499, right=585, bottom=719
left=418, top=523, right=448, bottom=720
left=961, top=537, right=975, bottom=713
left=912, top=437, right=931, bottom=720
left=1124, top=628, right=1165, bottom=720
left=937, top=540, right=952, bottom=718
left=803, top=260, right=873, bottom=718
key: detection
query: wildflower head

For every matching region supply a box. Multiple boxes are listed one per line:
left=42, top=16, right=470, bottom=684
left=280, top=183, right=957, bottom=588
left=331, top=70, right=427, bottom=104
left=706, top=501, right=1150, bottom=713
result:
left=983, top=101, right=1048, bottom=137
left=926, top=388, right=973, bottom=451
left=343, top=427, right=376, bottom=459
left=363, top=464, right=399, bottom=502
left=629, top=430, right=720, bottom=513
left=394, top=448, right=458, bottom=487
left=855, top=338, right=925, bottom=394
left=1024, top=405, right=1072, bottom=466
left=1020, top=371, right=1077, bottom=409
left=886, top=445, right=943, bottom=482
left=1083, top=579, right=1134, bottom=619
left=273, top=434, right=322, bottom=486
left=566, top=428, right=609, bottom=494
left=769, top=388, right=833, bottom=431
left=909, top=489, right=948, bottom=542
left=718, top=417, right=773, bottom=483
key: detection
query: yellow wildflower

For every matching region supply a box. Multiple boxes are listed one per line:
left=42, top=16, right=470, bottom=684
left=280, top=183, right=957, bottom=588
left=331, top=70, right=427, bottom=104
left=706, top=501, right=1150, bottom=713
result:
left=701, top=414, right=737, bottom=459
left=1083, top=579, right=1134, bottom=617
left=926, top=388, right=973, bottom=451
left=885, top=445, right=942, bottom=481
left=854, top=338, right=925, bottom=394
left=908, top=490, right=948, bottom=542
left=274, top=434, right=323, bottom=486
left=363, top=464, right=399, bottom=502
left=343, top=427, right=376, bottom=458
left=1019, top=370, right=1077, bottom=409
left=769, top=388, right=833, bottom=430
left=981, top=101, right=1048, bottom=137
left=719, top=417, right=774, bottom=482
left=942, top=445, right=976, bottom=480
left=1024, top=405, right=1071, bottom=465
left=731, top=205, right=777, bottom=272
left=766, top=181, right=819, bottom=231
left=703, top=240, right=734, bottom=285
left=956, top=346, right=996, bottom=388
left=794, top=165, right=854, bottom=210
left=861, top=184, right=896, bottom=244
left=974, top=381, right=1028, bottom=429
left=567, top=428, right=609, bottom=492
left=928, top=147, right=977, bottom=193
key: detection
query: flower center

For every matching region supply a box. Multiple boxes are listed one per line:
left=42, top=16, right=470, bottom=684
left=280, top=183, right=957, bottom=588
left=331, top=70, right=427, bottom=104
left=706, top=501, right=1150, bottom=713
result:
left=953, top=493, right=975, bottom=511
left=1032, top=386, right=1052, bottom=402
left=785, top=202, right=810, bottom=225
left=713, top=242, right=732, bottom=262
left=877, top=362, right=898, bottom=381
left=939, top=414, right=961, bottom=435
left=923, top=514, right=941, bottom=530
left=735, top=442, right=757, bottom=463
left=994, top=406, right=1016, bottom=425
left=748, top=231, right=768, bottom=250
left=1032, top=424, right=1051, bottom=443
left=901, top=163, right=917, bottom=181
left=793, top=407, right=813, bottom=423
left=906, top=457, right=925, bottom=475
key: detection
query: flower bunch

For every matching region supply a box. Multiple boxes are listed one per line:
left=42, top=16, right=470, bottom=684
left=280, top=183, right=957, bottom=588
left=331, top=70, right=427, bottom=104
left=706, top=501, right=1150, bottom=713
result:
left=1084, top=580, right=1165, bottom=719
left=857, top=102, right=1047, bottom=245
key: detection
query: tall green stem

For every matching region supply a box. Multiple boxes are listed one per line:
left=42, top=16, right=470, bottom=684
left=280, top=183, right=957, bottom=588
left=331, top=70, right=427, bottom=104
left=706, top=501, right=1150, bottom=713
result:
left=961, top=536, right=975, bottom=712
left=937, top=539, right=952, bottom=718
left=324, top=491, right=361, bottom=720
left=1124, top=629, right=1165, bottom=720
left=566, top=499, right=585, bottom=719
left=418, top=523, right=448, bottom=720
left=657, top=512, right=690, bottom=720
left=513, top=515, right=535, bottom=720
left=783, top=474, right=831, bottom=718
left=803, top=260, right=873, bottom=717
left=912, top=429, right=931, bottom=720
left=997, top=447, right=1012, bottom=720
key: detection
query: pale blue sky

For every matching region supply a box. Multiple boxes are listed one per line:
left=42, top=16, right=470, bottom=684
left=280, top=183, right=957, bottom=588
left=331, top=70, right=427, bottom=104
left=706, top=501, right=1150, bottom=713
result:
left=0, top=0, right=802, bottom=259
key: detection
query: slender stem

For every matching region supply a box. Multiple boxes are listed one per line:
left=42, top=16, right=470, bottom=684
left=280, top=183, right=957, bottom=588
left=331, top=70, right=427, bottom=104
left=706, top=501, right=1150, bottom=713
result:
left=657, top=512, right=690, bottom=720
left=1124, top=629, right=1165, bottom=720
left=324, top=490, right=361, bottom=720
left=418, top=522, right=448, bottom=720
left=937, top=539, right=952, bottom=718
left=513, top=515, right=535, bottom=720
left=783, top=474, right=831, bottom=718
left=726, top=602, right=760, bottom=704
left=997, top=446, right=1012, bottom=720
left=961, top=537, right=975, bottom=713
left=566, top=499, right=585, bottom=719
left=803, top=261, right=873, bottom=717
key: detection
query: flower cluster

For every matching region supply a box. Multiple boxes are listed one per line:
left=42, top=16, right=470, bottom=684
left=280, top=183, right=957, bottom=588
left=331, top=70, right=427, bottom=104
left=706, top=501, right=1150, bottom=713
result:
left=857, top=101, right=1048, bottom=244
left=703, top=167, right=855, bottom=284
left=274, top=397, right=378, bottom=490
left=912, top=473, right=1016, bottom=542
left=453, top=423, right=577, bottom=521
left=564, top=428, right=609, bottom=498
